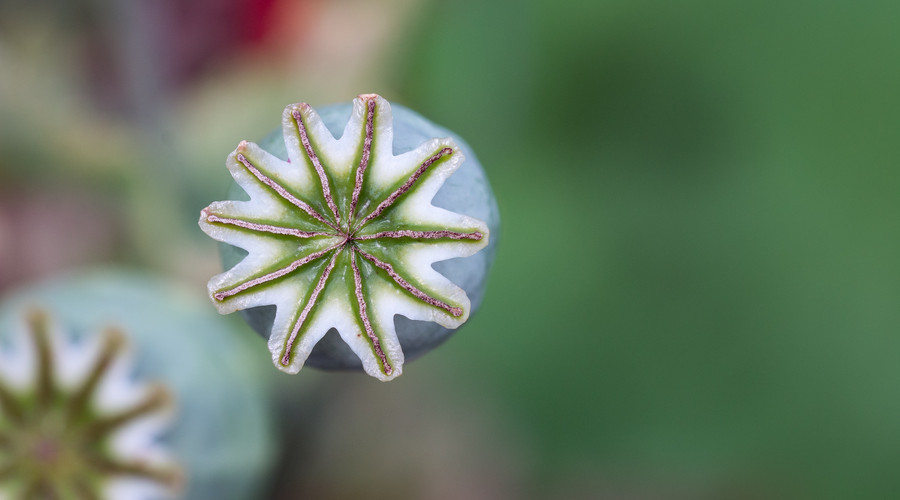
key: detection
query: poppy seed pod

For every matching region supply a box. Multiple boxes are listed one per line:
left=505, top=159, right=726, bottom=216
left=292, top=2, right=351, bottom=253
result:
left=200, top=94, right=499, bottom=381
left=0, top=270, right=277, bottom=500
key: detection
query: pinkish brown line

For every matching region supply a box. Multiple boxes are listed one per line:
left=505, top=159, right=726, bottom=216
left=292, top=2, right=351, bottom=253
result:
left=235, top=153, right=338, bottom=231
left=350, top=249, right=392, bottom=375
left=354, top=247, right=462, bottom=317
left=280, top=250, right=341, bottom=366
left=206, top=213, right=335, bottom=238
left=355, top=230, right=482, bottom=241
left=349, top=98, right=375, bottom=225
left=292, top=108, right=341, bottom=226
left=354, top=147, right=453, bottom=231
left=214, top=243, right=340, bottom=301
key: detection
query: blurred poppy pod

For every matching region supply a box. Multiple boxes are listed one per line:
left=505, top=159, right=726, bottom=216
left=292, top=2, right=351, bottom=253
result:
left=0, top=270, right=278, bottom=500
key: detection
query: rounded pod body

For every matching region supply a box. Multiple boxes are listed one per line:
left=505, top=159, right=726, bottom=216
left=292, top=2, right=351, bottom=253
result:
left=202, top=95, right=499, bottom=380
left=0, top=269, right=277, bottom=500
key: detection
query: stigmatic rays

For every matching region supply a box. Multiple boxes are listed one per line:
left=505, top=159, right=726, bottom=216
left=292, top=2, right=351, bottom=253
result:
left=199, top=94, right=489, bottom=381
left=0, top=310, right=179, bottom=499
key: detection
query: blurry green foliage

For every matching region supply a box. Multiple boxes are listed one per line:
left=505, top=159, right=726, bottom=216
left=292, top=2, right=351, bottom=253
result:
left=392, top=0, right=900, bottom=497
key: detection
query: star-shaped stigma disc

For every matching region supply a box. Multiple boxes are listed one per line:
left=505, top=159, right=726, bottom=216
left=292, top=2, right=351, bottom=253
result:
left=199, top=94, right=489, bottom=381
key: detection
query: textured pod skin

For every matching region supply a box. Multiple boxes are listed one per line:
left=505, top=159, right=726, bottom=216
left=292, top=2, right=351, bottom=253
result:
left=219, top=101, right=500, bottom=371
left=0, top=270, right=277, bottom=500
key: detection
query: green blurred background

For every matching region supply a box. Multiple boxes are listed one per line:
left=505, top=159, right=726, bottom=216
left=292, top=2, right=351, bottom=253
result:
left=2, top=0, right=899, bottom=498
